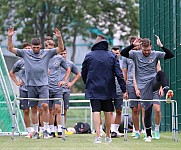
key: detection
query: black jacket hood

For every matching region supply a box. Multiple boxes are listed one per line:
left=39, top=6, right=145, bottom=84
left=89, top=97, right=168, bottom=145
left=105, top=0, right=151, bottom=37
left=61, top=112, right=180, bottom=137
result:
left=91, top=41, right=108, bottom=51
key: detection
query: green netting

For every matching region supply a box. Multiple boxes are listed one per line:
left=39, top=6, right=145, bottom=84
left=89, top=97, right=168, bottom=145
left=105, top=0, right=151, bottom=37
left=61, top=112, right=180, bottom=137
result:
left=140, top=0, right=181, bottom=131
left=0, top=48, right=25, bottom=132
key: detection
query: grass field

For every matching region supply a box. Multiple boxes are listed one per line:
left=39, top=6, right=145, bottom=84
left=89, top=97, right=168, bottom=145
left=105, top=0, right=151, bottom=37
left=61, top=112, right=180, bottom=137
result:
left=0, top=132, right=180, bottom=150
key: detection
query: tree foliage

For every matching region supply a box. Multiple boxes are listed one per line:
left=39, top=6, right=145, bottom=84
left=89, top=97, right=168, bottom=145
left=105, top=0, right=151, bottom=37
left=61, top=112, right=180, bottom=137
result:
left=0, top=0, right=139, bottom=61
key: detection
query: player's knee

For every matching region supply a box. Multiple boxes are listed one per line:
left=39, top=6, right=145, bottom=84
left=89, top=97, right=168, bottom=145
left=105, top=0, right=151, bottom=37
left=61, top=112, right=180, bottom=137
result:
left=42, top=103, right=49, bottom=111
left=23, top=109, right=29, bottom=115
left=56, top=107, right=61, bottom=114
left=116, top=109, right=122, bottom=115
left=154, top=108, right=161, bottom=114
left=132, top=107, right=138, bottom=115
left=31, top=106, right=37, bottom=113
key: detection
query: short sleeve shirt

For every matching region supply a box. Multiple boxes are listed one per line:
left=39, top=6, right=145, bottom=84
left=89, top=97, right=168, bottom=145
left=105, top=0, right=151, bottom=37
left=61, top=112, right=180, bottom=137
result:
left=16, top=48, right=57, bottom=86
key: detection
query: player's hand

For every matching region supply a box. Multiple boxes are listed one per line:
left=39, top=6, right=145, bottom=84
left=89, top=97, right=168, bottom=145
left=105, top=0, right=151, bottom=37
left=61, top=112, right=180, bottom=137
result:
left=65, top=82, right=73, bottom=89
left=159, top=88, right=164, bottom=97
left=133, top=38, right=141, bottom=47
left=155, top=35, right=163, bottom=48
left=53, top=28, right=61, bottom=38
left=58, top=81, right=66, bottom=87
left=135, top=89, right=141, bottom=98
left=8, top=27, right=15, bottom=37
left=123, top=92, right=128, bottom=100
left=16, top=81, right=24, bottom=86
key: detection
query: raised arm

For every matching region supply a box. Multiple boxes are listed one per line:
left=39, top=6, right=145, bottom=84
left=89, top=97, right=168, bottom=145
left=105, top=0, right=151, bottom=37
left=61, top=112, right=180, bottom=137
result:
left=121, top=38, right=141, bottom=58
left=53, top=28, right=64, bottom=54
left=155, top=35, right=174, bottom=59
left=8, top=27, right=17, bottom=54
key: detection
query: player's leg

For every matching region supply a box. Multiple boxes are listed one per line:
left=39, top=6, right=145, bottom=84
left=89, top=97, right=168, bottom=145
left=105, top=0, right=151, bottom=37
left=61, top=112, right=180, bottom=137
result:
left=27, top=86, right=39, bottom=139
left=152, top=90, right=161, bottom=139
left=49, top=99, right=56, bottom=137
left=111, top=97, right=123, bottom=138
left=39, top=85, right=52, bottom=139
left=103, top=99, right=114, bottom=143
left=37, top=106, right=43, bottom=137
left=90, top=99, right=102, bottom=143
left=63, top=91, right=70, bottom=124
left=53, top=90, right=63, bottom=138
left=140, top=84, right=154, bottom=142
left=20, top=90, right=32, bottom=138
left=144, top=105, right=153, bottom=142
left=128, top=86, right=140, bottom=139
left=155, top=71, right=173, bottom=101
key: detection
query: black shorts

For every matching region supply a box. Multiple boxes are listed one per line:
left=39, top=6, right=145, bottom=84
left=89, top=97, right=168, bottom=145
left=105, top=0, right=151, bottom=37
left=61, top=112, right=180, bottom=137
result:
left=90, top=99, right=114, bottom=112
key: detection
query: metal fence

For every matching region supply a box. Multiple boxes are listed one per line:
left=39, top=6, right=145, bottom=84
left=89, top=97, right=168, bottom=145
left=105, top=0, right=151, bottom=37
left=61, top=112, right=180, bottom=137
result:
left=140, top=0, right=181, bottom=131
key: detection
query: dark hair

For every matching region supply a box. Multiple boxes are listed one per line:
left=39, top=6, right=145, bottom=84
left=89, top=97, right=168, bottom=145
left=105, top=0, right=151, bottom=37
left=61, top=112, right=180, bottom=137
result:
left=45, top=36, right=53, bottom=41
left=31, top=38, right=41, bottom=45
left=22, top=42, right=31, bottom=48
left=141, top=38, right=152, bottom=47
left=112, top=46, right=120, bottom=51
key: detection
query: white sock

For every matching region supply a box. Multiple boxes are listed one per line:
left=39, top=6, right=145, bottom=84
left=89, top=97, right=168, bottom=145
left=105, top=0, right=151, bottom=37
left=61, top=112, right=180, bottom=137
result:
left=55, top=126, right=58, bottom=132
left=43, top=122, right=49, bottom=131
left=133, top=125, right=135, bottom=132
left=39, top=126, right=44, bottom=132
left=100, top=125, right=104, bottom=132
left=33, top=124, right=39, bottom=133
left=111, top=124, right=115, bottom=132
left=58, top=125, right=62, bottom=132
left=49, top=125, right=55, bottom=133
left=27, top=127, right=32, bottom=133
left=115, top=124, right=119, bottom=133
left=155, top=124, right=160, bottom=131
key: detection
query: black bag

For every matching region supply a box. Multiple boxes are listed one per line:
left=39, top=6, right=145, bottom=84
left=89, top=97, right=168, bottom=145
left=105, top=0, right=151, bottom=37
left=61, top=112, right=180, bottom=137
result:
left=74, top=122, right=91, bottom=134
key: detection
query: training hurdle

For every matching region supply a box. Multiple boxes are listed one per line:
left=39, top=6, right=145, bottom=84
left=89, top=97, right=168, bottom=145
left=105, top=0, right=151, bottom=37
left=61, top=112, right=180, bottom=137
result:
left=11, top=97, right=65, bottom=141
left=123, top=99, right=178, bottom=142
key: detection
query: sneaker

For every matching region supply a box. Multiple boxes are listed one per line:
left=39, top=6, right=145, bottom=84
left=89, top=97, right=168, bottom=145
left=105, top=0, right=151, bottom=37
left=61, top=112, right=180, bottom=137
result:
left=105, top=137, right=112, bottom=143
left=131, top=132, right=136, bottom=137
left=154, top=131, right=160, bottom=140
left=43, top=130, right=52, bottom=139
left=94, top=137, right=102, bottom=144
left=166, top=90, right=173, bottom=103
left=143, top=133, right=147, bottom=140
left=145, top=136, right=152, bottom=142
left=50, top=132, right=56, bottom=138
left=133, top=132, right=140, bottom=139
left=57, top=132, right=62, bottom=138
left=32, top=132, right=40, bottom=139
left=25, top=133, right=32, bottom=138
left=117, top=132, right=124, bottom=137
left=111, top=132, right=117, bottom=138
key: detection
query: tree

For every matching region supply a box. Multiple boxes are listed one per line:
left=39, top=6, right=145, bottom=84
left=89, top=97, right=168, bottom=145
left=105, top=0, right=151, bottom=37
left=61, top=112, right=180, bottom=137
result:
left=0, top=0, right=139, bottom=62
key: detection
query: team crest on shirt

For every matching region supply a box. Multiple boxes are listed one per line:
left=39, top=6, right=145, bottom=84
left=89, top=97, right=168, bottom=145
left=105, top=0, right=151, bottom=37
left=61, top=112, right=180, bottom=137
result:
left=149, top=58, right=154, bottom=63
left=53, top=61, right=58, bottom=65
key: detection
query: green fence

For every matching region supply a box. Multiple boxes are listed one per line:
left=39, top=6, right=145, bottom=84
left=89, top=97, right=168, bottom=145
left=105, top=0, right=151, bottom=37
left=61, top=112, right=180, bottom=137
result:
left=140, top=0, right=181, bottom=131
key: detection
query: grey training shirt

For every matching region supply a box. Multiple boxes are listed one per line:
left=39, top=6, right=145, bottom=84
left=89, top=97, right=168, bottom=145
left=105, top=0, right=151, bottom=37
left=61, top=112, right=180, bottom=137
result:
left=129, top=50, right=165, bottom=89
left=48, top=55, right=68, bottom=92
left=122, top=57, right=134, bottom=86
left=60, top=60, right=79, bottom=92
left=16, top=48, right=57, bottom=86
left=12, top=59, right=27, bottom=91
